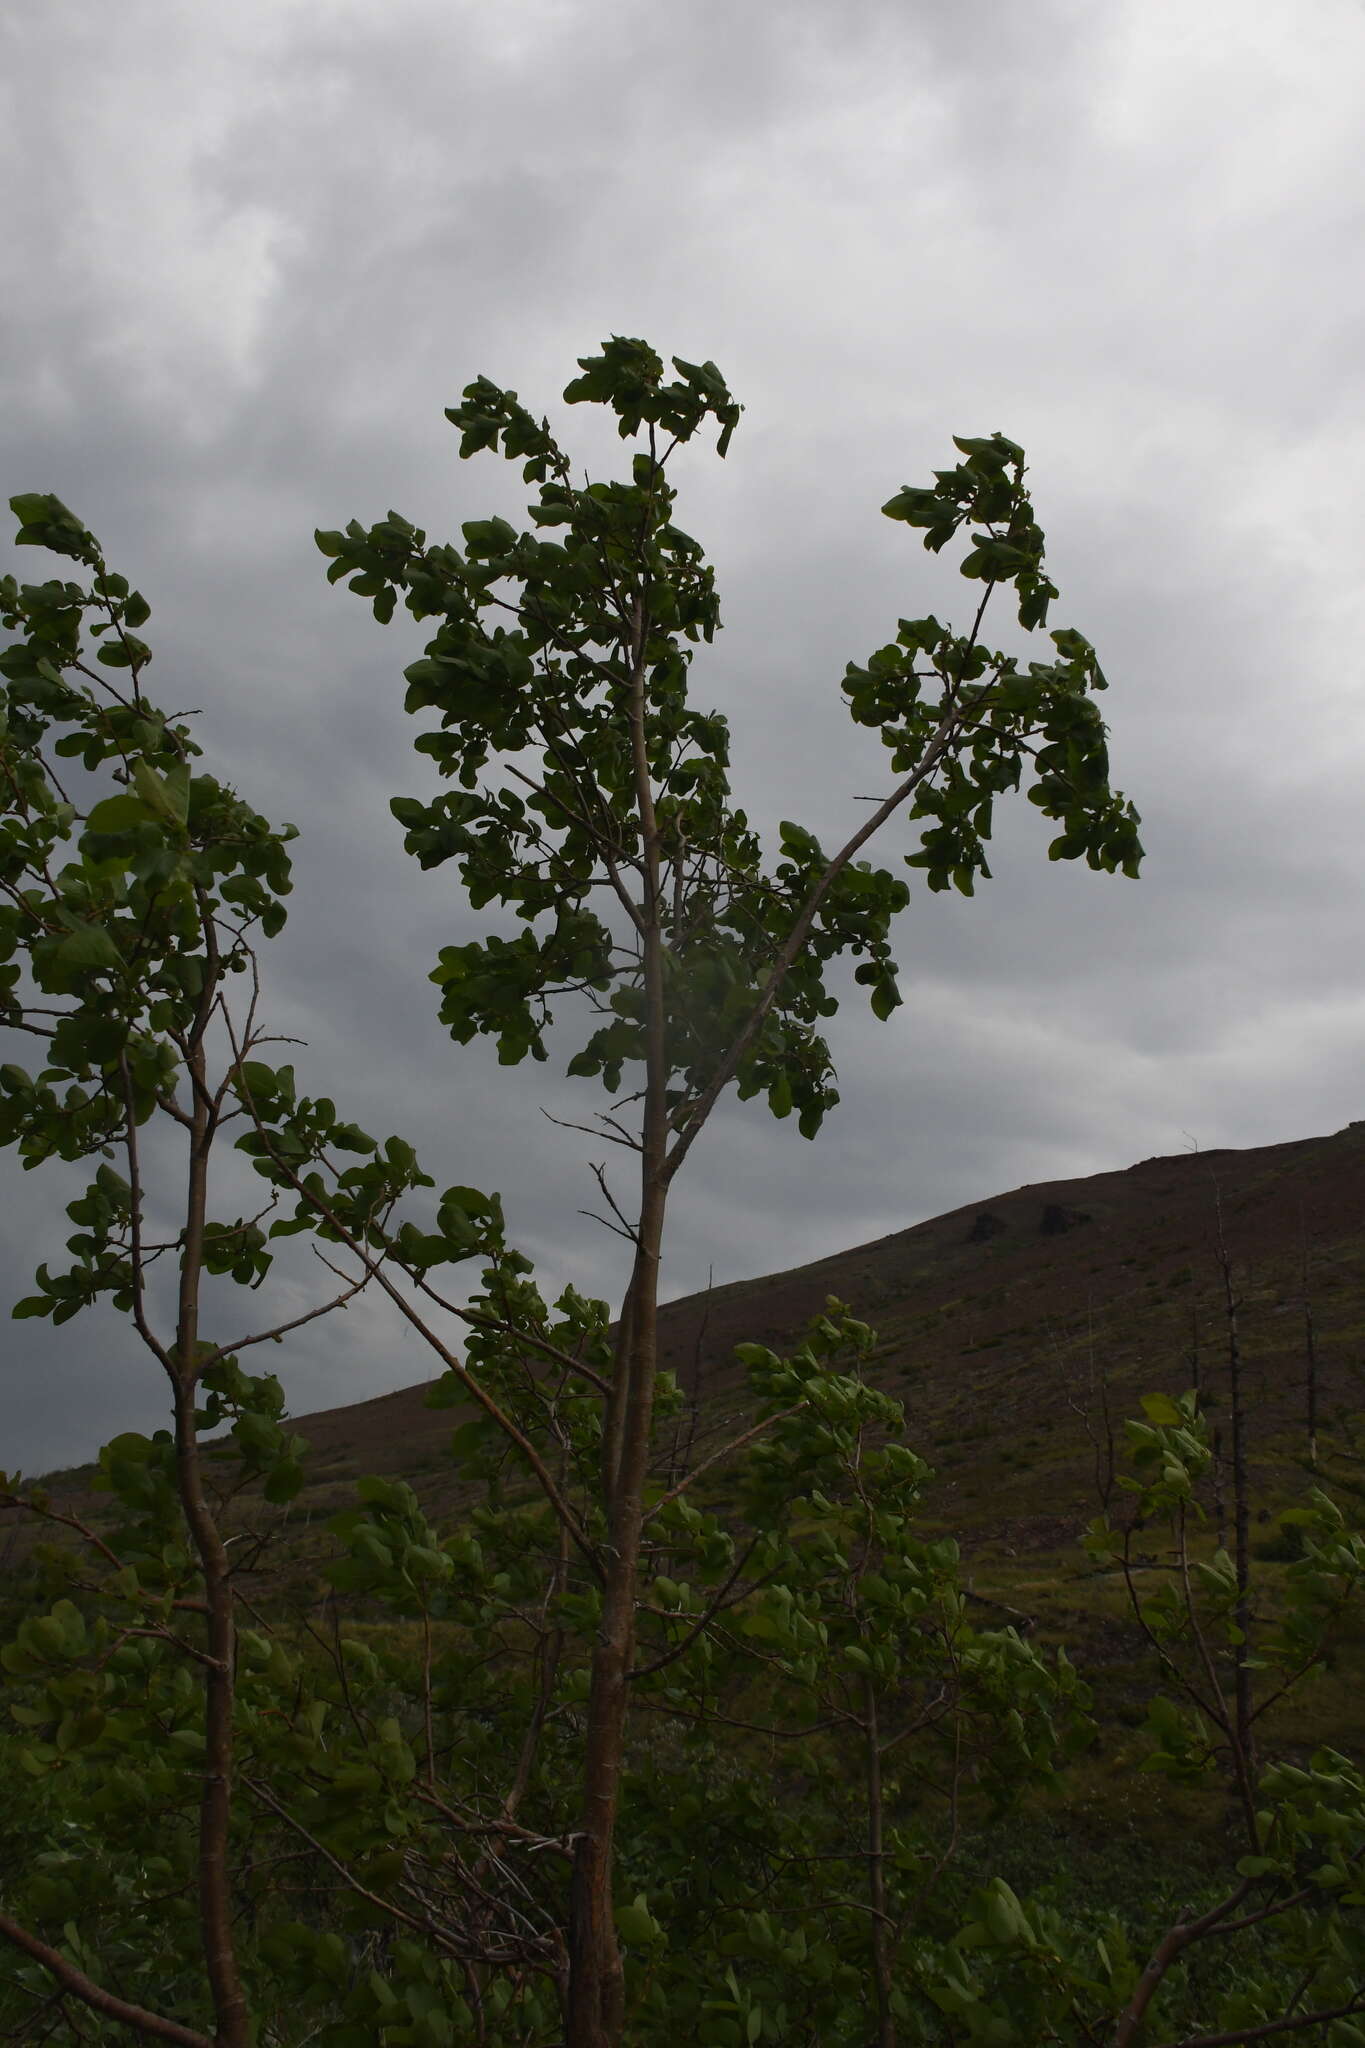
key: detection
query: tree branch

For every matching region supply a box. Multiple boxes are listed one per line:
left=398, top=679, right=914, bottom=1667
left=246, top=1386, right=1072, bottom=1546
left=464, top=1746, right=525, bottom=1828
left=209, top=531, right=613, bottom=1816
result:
left=0, top=1915, right=211, bottom=2048
left=1113, top=1880, right=1256, bottom=2047
left=664, top=682, right=987, bottom=1183
left=1151, top=1994, right=1365, bottom=2048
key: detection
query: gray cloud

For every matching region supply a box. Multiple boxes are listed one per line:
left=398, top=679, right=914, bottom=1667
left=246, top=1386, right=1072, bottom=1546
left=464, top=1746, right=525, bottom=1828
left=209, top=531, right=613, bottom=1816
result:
left=4, top=0, right=1365, bottom=1476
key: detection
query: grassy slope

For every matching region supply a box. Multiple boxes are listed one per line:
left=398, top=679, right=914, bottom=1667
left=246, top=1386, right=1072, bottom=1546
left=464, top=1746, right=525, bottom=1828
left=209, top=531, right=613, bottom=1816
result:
left=9, top=1119, right=1364, bottom=1860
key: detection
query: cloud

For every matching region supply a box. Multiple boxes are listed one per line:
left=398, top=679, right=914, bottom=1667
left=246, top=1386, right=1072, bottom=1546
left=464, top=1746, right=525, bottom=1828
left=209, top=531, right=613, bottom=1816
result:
left=3, top=0, right=1364, bottom=1473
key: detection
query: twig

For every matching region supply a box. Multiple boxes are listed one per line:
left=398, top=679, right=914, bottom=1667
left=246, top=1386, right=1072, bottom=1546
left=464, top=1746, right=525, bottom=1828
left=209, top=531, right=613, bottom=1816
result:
left=648, top=1403, right=805, bottom=1517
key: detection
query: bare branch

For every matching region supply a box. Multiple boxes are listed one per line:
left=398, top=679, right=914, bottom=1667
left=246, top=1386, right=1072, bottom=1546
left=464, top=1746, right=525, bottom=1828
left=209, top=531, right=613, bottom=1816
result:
left=196, top=1257, right=370, bottom=1372
left=648, top=1403, right=805, bottom=1518
left=629, top=1533, right=765, bottom=1681
left=1149, top=1995, right=1365, bottom=2048
left=0, top=1914, right=211, bottom=2048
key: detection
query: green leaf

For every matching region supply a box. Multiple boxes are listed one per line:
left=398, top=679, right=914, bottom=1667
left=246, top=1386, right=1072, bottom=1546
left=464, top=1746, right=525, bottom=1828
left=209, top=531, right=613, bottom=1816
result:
left=263, top=1457, right=306, bottom=1505
left=615, top=1897, right=662, bottom=1945
left=132, top=759, right=187, bottom=825
left=10, top=493, right=64, bottom=527
left=447, top=1419, right=489, bottom=1459
left=96, top=635, right=151, bottom=669
left=9, top=494, right=96, bottom=559
left=85, top=793, right=154, bottom=833
left=1140, top=1393, right=1183, bottom=1427
left=55, top=926, right=122, bottom=974
left=235, top=1061, right=279, bottom=1102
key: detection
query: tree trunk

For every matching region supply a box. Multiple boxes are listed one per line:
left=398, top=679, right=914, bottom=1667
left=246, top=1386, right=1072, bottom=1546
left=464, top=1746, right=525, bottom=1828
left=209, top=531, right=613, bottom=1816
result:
left=863, top=1677, right=897, bottom=2048
left=174, top=1031, right=251, bottom=2048
left=1302, top=1234, right=1319, bottom=1468
left=567, top=1191, right=666, bottom=2045
left=567, top=584, right=669, bottom=2047
left=1216, top=1239, right=1257, bottom=1837
left=1221, top=1258, right=1252, bottom=1768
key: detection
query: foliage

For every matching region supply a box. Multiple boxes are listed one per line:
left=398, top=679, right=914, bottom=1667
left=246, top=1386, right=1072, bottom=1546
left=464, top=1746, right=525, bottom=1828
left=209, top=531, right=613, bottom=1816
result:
left=0, top=341, right=1359, bottom=2046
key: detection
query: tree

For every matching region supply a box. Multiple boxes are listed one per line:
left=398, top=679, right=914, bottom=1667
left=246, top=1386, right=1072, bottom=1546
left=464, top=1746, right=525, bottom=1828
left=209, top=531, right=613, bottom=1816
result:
left=309, top=339, right=1139, bottom=2045
left=1081, top=1393, right=1365, bottom=2047
left=12, top=339, right=1353, bottom=2048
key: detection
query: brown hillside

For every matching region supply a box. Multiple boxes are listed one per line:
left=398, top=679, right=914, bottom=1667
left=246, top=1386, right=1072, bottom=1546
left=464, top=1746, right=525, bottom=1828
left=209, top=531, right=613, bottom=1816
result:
left=285, top=1120, right=1365, bottom=1554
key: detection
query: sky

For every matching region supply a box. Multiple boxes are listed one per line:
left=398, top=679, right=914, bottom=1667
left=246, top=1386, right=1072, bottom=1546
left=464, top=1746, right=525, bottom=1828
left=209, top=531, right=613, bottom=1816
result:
left=3, top=0, right=1364, bottom=1477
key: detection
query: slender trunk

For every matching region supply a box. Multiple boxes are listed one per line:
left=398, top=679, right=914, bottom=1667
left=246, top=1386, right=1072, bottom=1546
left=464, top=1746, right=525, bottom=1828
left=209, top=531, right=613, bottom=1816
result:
left=602, top=1278, right=636, bottom=1498
left=863, top=1677, right=896, bottom=2048
left=175, top=1033, right=251, bottom=2048
left=1189, top=1307, right=1201, bottom=1406
left=568, top=1193, right=667, bottom=2045
left=1302, top=1236, right=1318, bottom=1469
left=568, top=587, right=669, bottom=2047
left=1090, top=1309, right=1115, bottom=1514
left=1218, top=1245, right=1255, bottom=1790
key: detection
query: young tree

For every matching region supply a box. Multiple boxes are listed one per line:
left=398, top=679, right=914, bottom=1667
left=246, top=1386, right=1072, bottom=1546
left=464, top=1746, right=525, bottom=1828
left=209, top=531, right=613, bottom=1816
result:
left=910, top=1388, right=1365, bottom=2046
left=0, top=339, right=1145, bottom=2047
left=311, top=337, right=1140, bottom=2046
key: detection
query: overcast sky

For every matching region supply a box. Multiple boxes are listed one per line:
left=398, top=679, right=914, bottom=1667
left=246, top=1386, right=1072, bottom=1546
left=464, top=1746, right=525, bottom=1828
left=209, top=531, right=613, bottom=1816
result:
left=4, top=0, right=1364, bottom=1477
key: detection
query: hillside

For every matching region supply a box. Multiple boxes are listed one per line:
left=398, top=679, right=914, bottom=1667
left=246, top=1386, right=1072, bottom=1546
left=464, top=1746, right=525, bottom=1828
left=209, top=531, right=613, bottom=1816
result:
left=282, top=1118, right=1365, bottom=1555
left=7, top=1118, right=1363, bottom=1859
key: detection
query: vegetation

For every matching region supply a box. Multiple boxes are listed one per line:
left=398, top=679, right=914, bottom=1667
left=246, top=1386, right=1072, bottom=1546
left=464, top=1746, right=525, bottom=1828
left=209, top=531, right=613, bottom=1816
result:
left=0, top=339, right=1361, bottom=2045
